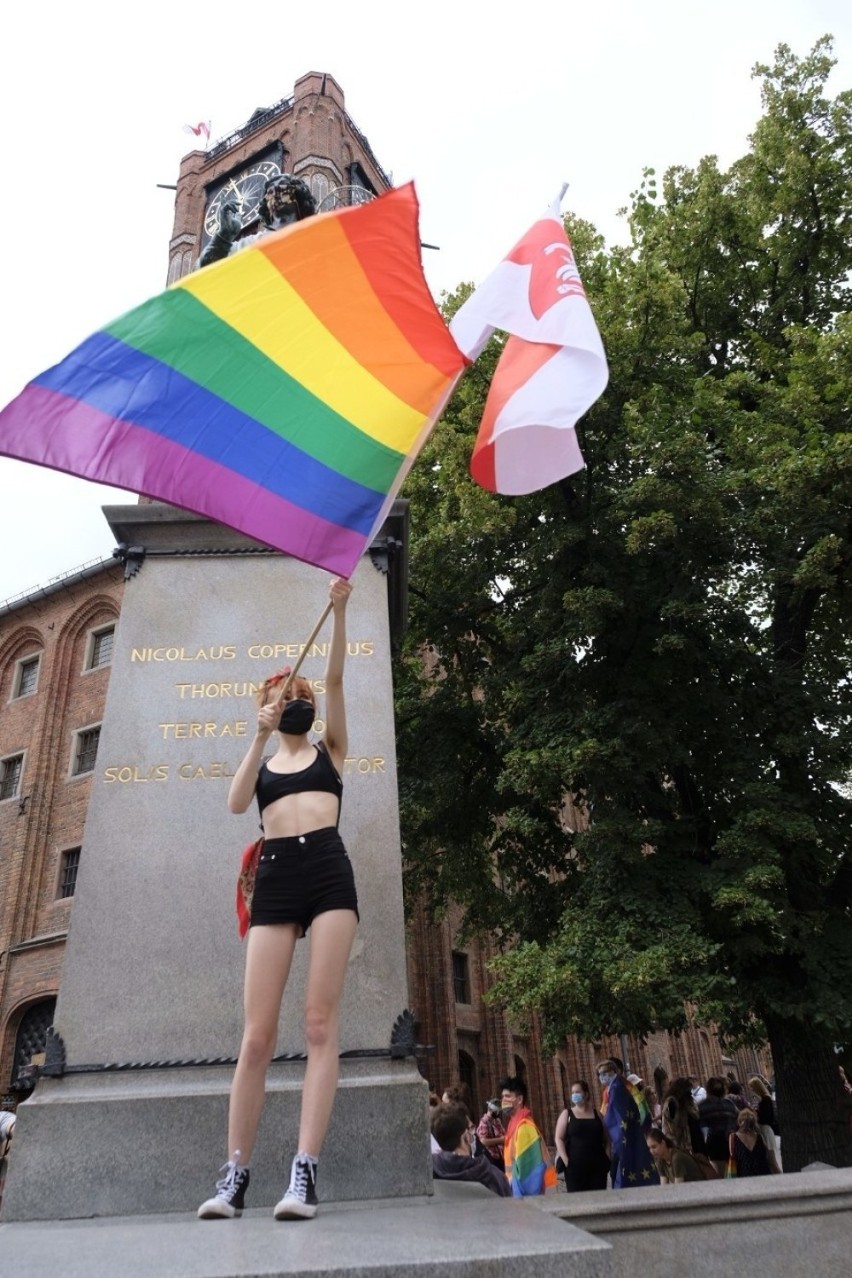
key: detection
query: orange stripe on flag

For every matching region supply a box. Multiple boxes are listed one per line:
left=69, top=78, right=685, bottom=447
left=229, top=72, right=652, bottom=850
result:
left=337, top=186, right=466, bottom=383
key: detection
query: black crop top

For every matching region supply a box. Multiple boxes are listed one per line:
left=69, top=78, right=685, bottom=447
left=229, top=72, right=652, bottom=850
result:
left=256, top=744, right=343, bottom=817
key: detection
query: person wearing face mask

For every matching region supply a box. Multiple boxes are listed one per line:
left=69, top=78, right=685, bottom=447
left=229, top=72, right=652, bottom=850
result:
left=554, top=1080, right=610, bottom=1192
left=499, top=1076, right=557, bottom=1196
left=597, top=1058, right=660, bottom=1189
left=476, top=1099, right=506, bottom=1170
left=198, top=577, right=358, bottom=1223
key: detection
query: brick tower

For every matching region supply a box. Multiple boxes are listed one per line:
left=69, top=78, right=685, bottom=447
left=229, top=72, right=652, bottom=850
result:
left=168, top=72, right=391, bottom=284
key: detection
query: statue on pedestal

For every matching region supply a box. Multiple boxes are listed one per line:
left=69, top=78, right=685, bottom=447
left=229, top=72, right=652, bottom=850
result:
left=199, top=174, right=317, bottom=269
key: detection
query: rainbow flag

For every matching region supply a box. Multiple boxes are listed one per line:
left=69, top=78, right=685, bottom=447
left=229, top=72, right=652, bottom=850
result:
left=504, top=1109, right=557, bottom=1197
left=628, top=1080, right=651, bottom=1129
left=0, top=183, right=466, bottom=577
left=602, top=1080, right=651, bottom=1128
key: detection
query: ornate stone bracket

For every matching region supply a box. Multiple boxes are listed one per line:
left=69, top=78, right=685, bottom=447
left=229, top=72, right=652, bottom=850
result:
left=41, top=1026, right=67, bottom=1078
left=368, top=534, right=403, bottom=577
left=112, top=544, right=146, bottom=581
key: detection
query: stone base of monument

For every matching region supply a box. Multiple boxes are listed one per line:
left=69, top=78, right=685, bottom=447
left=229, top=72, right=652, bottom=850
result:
left=1, top=503, right=436, bottom=1230
left=540, top=1166, right=852, bottom=1278
left=1, top=1059, right=431, bottom=1222
left=0, top=1187, right=614, bottom=1278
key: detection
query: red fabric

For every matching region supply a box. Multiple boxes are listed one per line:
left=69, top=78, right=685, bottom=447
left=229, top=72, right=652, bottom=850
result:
left=266, top=665, right=292, bottom=687
left=236, top=837, right=264, bottom=939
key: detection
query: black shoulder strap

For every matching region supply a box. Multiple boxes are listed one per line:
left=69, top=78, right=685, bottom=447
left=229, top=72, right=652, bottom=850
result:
left=316, top=740, right=343, bottom=827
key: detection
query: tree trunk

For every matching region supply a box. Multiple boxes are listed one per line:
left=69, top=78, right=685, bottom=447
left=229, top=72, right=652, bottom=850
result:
left=765, top=1014, right=852, bottom=1171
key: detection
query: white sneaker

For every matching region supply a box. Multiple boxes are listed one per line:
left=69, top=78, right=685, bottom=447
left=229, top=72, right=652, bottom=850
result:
left=197, top=1159, right=250, bottom=1219
left=273, top=1154, right=318, bottom=1220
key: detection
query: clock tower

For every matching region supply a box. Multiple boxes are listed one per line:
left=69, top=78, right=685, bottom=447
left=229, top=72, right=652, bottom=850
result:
left=167, top=71, right=392, bottom=282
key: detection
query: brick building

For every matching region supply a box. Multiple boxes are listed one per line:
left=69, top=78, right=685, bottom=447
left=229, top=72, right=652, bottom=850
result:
left=166, top=70, right=391, bottom=285
left=0, top=559, right=124, bottom=1098
left=406, top=905, right=772, bottom=1131
left=0, top=73, right=771, bottom=1134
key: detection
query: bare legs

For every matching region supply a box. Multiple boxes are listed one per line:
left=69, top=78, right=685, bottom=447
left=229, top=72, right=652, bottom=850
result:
left=228, top=923, right=299, bottom=1161
left=226, top=909, right=357, bottom=1163
left=298, top=909, right=358, bottom=1155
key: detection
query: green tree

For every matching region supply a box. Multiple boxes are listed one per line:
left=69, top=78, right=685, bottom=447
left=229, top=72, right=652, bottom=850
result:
left=396, top=38, right=852, bottom=1171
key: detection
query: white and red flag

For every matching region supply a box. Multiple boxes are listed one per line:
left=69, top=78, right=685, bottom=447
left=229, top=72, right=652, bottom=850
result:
left=183, top=121, right=211, bottom=142
left=450, top=195, right=608, bottom=494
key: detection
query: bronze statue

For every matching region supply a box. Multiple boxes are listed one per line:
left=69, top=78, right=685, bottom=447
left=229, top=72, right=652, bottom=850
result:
left=198, top=174, right=318, bottom=269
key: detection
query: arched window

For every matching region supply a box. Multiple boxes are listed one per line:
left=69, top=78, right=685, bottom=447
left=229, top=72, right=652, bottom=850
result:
left=11, top=998, right=56, bottom=1091
left=311, top=173, right=330, bottom=205
left=458, top=1050, right=477, bottom=1117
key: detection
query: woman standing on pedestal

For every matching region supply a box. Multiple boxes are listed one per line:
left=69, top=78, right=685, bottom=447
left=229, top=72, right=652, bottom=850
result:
left=198, top=577, right=358, bottom=1222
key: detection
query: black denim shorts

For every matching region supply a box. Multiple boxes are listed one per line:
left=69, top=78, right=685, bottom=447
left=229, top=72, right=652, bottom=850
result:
left=250, top=827, right=359, bottom=936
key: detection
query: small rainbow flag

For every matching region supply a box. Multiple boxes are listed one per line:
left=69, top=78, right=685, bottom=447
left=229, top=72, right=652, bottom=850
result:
left=0, top=183, right=466, bottom=577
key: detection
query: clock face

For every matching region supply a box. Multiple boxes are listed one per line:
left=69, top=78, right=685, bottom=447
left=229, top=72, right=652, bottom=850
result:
left=204, top=159, right=282, bottom=240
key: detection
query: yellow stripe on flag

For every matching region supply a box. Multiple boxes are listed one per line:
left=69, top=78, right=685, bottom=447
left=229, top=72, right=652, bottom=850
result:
left=176, top=250, right=426, bottom=452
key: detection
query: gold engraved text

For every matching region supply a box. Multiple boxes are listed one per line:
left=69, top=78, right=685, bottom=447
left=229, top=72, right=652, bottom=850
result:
left=247, top=641, right=374, bottom=660
left=131, top=646, right=237, bottom=662
left=175, top=683, right=259, bottom=699
left=177, top=761, right=238, bottom=781
left=158, top=721, right=248, bottom=740
left=104, top=764, right=170, bottom=783
left=343, top=756, right=386, bottom=774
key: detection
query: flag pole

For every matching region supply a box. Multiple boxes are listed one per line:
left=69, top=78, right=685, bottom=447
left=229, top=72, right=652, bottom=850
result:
left=271, top=599, right=334, bottom=709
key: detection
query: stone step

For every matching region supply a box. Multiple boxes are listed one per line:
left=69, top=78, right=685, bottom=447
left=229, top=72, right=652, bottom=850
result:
left=0, top=1188, right=612, bottom=1278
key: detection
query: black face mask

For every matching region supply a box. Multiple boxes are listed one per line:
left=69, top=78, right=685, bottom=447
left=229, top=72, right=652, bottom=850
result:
left=278, top=698, right=315, bottom=735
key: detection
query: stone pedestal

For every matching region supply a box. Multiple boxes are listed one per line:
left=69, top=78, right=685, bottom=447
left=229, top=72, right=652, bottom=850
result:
left=3, top=504, right=428, bottom=1221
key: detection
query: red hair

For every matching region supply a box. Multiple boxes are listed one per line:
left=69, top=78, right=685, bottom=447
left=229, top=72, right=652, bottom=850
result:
left=255, top=667, right=315, bottom=708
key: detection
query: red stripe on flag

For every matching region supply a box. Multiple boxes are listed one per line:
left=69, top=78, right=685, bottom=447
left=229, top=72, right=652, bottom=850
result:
left=470, top=337, right=560, bottom=491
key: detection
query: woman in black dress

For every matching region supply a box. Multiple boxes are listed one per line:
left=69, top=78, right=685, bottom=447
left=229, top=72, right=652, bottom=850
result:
left=748, top=1077, right=781, bottom=1170
left=728, top=1107, right=781, bottom=1176
left=554, top=1079, right=610, bottom=1192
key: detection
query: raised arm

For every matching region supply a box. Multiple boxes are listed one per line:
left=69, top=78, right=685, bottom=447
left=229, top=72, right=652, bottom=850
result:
left=227, top=700, right=278, bottom=814
left=323, top=577, right=351, bottom=774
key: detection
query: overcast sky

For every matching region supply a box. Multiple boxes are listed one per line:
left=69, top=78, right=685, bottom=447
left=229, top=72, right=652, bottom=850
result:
left=2, top=0, right=850, bottom=603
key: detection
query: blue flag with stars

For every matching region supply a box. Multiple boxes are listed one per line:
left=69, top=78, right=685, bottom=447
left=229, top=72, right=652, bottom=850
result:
left=602, top=1075, right=660, bottom=1188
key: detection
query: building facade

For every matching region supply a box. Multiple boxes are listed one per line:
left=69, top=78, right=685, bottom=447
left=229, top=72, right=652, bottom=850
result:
left=0, top=560, right=123, bottom=1100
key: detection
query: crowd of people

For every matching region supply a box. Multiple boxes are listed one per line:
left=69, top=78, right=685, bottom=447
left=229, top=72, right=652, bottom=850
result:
left=429, top=1076, right=556, bottom=1198
left=428, top=1063, right=786, bottom=1198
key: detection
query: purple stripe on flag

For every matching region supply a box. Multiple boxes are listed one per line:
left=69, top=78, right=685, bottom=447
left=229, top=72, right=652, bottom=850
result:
left=1, top=385, right=365, bottom=576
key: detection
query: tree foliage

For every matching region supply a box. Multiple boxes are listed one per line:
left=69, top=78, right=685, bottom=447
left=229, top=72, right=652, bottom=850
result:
left=395, top=39, right=852, bottom=1169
